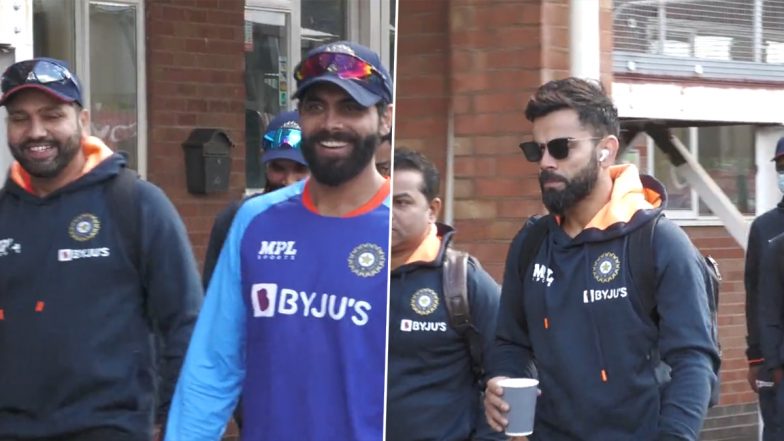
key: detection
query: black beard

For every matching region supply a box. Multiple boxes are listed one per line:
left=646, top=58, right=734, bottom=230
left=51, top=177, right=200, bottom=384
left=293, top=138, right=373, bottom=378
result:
left=301, top=130, right=379, bottom=187
left=539, top=154, right=599, bottom=216
left=10, top=131, right=82, bottom=179
left=264, top=181, right=284, bottom=193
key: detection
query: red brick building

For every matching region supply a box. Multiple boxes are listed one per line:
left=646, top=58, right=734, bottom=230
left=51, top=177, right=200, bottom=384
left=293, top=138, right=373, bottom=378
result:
left=395, top=0, right=784, bottom=439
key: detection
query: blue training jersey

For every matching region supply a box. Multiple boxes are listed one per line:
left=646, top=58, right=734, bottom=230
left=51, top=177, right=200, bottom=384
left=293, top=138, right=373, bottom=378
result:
left=165, top=179, right=390, bottom=441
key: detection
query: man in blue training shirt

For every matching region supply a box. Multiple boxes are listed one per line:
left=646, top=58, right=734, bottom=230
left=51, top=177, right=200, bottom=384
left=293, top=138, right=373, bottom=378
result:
left=165, top=41, right=393, bottom=441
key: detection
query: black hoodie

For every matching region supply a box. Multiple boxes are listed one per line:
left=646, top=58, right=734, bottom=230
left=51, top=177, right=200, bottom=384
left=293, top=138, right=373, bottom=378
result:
left=387, top=224, right=503, bottom=441
left=0, top=139, right=202, bottom=440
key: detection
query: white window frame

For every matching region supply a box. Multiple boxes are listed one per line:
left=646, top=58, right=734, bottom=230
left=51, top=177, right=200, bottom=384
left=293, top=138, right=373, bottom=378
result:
left=75, top=0, right=147, bottom=178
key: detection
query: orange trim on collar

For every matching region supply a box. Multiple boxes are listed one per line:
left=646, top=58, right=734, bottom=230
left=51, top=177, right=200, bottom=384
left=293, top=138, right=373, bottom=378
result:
left=10, top=136, right=114, bottom=193
left=302, top=177, right=390, bottom=217
left=585, top=164, right=661, bottom=230
left=391, top=224, right=441, bottom=270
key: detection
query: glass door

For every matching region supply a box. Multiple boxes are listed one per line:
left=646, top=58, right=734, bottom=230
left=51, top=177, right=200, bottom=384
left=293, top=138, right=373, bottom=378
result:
left=244, top=9, right=290, bottom=190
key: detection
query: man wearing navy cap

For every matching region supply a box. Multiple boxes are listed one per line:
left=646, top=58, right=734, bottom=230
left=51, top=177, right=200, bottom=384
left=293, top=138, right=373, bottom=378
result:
left=167, top=41, right=393, bottom=441
left=0, top=58, right=202, bottom=441
left=745, top=136, right=784, bottom=440
left=201, top=110, right=309, bottom=287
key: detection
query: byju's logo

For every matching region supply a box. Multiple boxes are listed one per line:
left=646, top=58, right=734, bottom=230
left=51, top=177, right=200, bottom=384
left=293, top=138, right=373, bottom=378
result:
left=400, top=319, right=447, bottom=332
left=250, top=283, right=371, bottom=326
left=251, top=283, right=278, bottom=317
left=257, top=241, right=297, bottom=260
left=58, top=247, right=110, bottom=262
left=583, top=287, right=628, bottom=303
left=532, top=263, right=554, bottom=287
left=0, top=238, right=21, bottom=257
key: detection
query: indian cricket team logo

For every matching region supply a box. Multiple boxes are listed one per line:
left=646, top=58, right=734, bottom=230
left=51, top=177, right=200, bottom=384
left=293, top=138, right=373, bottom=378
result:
left=348, top=243, right=386, bottom=277
left=69, top=213, right=101, bottom=241
left=410, top=288, right=439, bottom=316
left=593, top=252, right=620, bottom=283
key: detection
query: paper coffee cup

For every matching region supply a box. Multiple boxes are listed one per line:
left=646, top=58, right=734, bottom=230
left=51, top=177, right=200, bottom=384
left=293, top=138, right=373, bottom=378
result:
left=498, top=377, right=539, bottom=437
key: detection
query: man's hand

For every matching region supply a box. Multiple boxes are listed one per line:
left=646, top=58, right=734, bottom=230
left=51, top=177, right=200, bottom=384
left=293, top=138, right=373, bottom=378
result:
left=747, top=364, right=760, bottom=392
left=484, top=376, right=510, bottom=432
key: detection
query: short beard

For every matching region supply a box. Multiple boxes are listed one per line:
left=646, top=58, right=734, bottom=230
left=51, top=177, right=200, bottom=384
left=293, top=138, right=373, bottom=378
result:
left=301, top=130, right=379, bottom=187
left=10, top=124, right=82, bottom=179
left=539, top=153, right=600, bottom=216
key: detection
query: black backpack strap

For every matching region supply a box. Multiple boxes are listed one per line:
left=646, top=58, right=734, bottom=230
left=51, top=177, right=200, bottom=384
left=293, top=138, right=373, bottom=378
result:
left=107, top=167, right=141, bottom=275
left=517, top=215, right=551, bottom=280
left=628, top=213, right=662, bottom=323
left=443, top=248, right=484, bottom=383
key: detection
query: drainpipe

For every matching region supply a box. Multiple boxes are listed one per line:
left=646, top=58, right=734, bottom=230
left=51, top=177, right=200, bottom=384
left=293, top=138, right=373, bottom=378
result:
left=444, top=105, right=455, bottom=225
left=570, top=0, right=601, bottom=79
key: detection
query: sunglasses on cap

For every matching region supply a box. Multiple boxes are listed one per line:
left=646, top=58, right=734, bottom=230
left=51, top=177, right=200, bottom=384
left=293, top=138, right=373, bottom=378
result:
left=295, top=52, right=383, bottom=83
left=519, top=137, right=602, bottom=162
left=1, top=59, right=75, bottom=94
left=264, top=127, right=302, bottom=150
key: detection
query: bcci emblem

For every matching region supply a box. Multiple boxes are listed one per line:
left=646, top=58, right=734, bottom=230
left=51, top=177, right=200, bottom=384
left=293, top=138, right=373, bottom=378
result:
left=410, top=288, right=439, bottom=316
left=593, top=252, right=620, bottom=283
left=348, top=243, right=385, bottom=277
left=69, top=213, right=101, bottom=242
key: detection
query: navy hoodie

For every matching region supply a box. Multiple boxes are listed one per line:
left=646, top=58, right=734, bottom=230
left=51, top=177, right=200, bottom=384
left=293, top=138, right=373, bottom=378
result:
left=490, top=165, right=718, bottom=441
left=0, top=138, right=202, bottom=440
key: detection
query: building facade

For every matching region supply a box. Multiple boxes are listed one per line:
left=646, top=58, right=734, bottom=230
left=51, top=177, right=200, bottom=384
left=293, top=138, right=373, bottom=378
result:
left=395, top=0, right=784, bottom=439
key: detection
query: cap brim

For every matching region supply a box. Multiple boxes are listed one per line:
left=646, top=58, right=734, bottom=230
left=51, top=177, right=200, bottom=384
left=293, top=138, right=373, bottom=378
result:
left=263, top=148, right=307, bottom=166
left=294, top=76, right=382, bottom=108
left=772, top=152, right=784, bottom=161
left=0, top=84, right=76, bottom=106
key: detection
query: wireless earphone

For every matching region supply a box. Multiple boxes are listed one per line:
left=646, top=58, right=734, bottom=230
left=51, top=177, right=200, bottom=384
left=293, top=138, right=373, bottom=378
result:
left=598, top=149, right=609, bottom=162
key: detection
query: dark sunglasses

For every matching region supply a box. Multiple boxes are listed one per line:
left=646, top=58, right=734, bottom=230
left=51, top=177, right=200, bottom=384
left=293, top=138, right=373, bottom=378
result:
left=519, top=137, right=602, bottom=162
left=263, top=127, right=302, bottom=150
left=1, top=59, right=74, bottom=94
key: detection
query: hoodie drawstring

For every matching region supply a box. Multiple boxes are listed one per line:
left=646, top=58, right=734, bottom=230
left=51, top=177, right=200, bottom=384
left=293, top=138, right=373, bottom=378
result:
left=583, top=249, right=610, bottom=383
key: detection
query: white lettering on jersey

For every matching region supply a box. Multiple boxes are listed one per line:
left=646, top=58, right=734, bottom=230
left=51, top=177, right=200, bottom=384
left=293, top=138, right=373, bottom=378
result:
left=582, top=287, right=628, bottom=303
left=57, top=247, right=110, bottom=262
left=532, top=263, right=554, bottom=287
left=399, top=319, right=448, bottom=332
left=257, top=241, right=298, bottom=260
left=249, top=283, right=371, bottom=326
left=0, top=238, right=21, bottom=257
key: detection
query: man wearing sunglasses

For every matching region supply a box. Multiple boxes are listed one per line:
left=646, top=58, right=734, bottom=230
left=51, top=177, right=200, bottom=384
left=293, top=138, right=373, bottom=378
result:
left=484, top=78, right=718, bottom=441
left=0, top=58, right=202, bottom=441
left=202, top=110, right=309, bottom=288
left=167, top=41, right=393, bottom=441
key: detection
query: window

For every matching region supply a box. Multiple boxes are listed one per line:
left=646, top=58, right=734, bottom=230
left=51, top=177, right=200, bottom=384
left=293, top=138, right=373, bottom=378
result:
left=620, top=125, right=757, bottom=218
left=32, top=0, right=146, bottom=176
left=301, top=0, right=347, bottom=59
left=245, top=9, right=290, bottom=189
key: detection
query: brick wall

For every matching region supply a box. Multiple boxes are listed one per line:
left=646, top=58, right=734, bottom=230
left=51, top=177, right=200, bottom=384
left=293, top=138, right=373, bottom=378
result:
left=396, top=0, right=758, bottom=437
left=146, top=0, right=247, bottom=267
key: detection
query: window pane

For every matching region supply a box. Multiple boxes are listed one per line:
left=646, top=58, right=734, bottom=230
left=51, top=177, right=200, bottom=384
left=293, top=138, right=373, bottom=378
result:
left=654, top=127, right=693, bottom=212
left=697, top=125, right=756, bottom=216
left=89, top=2, right=138, bottom=170
left=33, top=0, right=76, bottom=65
left=245, top=13, right=288, bottom=189
left=301, top=0, right=347, bottom=59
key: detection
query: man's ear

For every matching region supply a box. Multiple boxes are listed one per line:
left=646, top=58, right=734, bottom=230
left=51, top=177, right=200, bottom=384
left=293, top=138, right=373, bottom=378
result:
left=78, top=108, right=91, bottom=137
left=600, top=135, right=620, bottom=167
left=429, top=197, right=442, bottom=223
left=379, top=103, right=394, bottom=137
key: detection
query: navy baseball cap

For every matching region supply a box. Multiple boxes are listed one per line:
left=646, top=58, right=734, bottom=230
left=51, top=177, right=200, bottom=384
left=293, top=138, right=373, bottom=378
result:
left=262, top=110, right=307, bottom=166
left=293, top=41, right=393, bottom=108
left=0, top=57, right=82, bottom=106
left=773, top=137, right=784, bottom=161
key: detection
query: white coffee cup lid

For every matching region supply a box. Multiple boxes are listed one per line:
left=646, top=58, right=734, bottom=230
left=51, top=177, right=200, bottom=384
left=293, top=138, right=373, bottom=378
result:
left=498, top=378, right=539, bottom=388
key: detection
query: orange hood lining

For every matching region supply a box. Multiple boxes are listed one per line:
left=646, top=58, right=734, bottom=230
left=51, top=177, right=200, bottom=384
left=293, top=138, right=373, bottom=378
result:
left=10, top=136, right=115, bottom=193
left=584, top=164, right=662, bottom=230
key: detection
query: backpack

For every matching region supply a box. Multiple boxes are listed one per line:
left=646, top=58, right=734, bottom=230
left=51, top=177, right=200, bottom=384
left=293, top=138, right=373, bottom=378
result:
left=442, top=248, right=485, bottom=385
left=516, top=213, right=722, bottom=407
left=107, top=166, right=141, bottom=274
